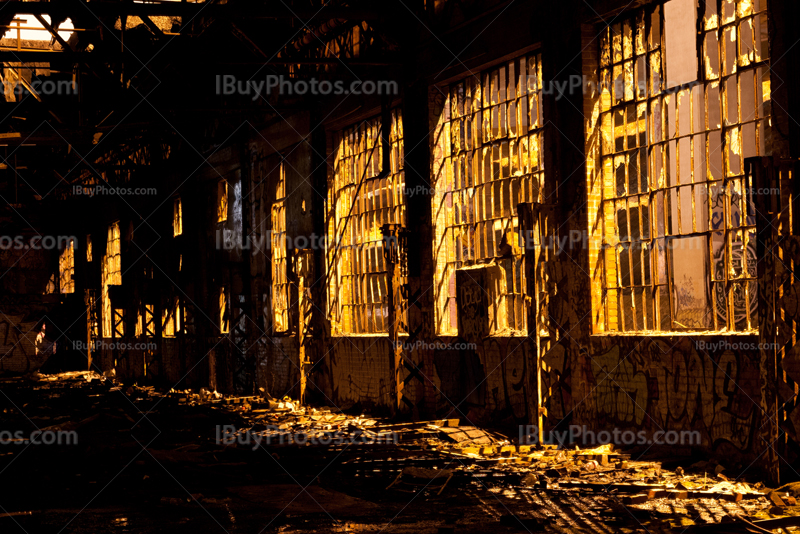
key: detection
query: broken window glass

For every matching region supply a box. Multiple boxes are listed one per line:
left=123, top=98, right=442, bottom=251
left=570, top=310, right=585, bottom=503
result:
left=664, top=0, right=699, bottom=88
left=589, top=0, right=766, bottom=333
left=102, top=222, right=121, bottom=338
left=59, top=239, right=75, bottom=294
left=432, top=52, right=543, bottom=336
left=670, top=236, right=712, bottom=329
left=272, top=160, right=290, bottom=333
left=327, top=109, right=405, bottom=334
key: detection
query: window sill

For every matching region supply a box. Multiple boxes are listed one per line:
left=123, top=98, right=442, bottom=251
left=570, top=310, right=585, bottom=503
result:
left=329, top=333, right=410, bottom=338
left=271, top=330, right=295, bottom=338
left=590, top=330, right=759, bottom=338
left=435, top=333, right=529, bottom=339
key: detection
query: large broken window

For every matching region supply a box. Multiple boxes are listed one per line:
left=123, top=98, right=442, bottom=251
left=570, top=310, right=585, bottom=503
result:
left=101, top=222, right=122, bottom=338
left=586, top=0, right=768, bottom=333
left=271, top=160, right=290, bottom=333
left=59, top=239, right=75, bottom=294
left=432, top=52, right=544, bottom=336
left=327, top=109, right=405, bottom=334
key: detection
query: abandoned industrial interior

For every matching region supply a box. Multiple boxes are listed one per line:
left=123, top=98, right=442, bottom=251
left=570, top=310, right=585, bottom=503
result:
left=1, top=0, right=800, bottom=531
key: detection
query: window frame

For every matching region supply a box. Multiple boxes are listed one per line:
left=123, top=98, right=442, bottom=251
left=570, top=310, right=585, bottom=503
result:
left=432, top=51, right=546, bottom=337
left=326, top=108, right=406, bottom=336
left=59, top=238, right=75, bottom=294
left=586, top=0, right=769, bottom=335
left=271, top=158, right=291, bottom=334
left=102, top=221, right=122, bottom=338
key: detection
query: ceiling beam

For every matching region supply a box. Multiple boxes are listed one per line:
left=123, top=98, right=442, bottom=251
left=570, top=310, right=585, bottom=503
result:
left=0, top=50, right=398, bottom=65
left=0, top=1, right=384, bottom=20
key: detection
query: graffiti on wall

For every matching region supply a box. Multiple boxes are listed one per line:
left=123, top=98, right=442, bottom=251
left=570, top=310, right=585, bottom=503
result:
left=586, top=340, right=757, bottom=450
left=329, top=338, right=394, bottom=409
left=540, top=335, right=760, bottom=452
left=590, top=345, right=649, bottom=426
left=431, top=337, right=529, bottom=424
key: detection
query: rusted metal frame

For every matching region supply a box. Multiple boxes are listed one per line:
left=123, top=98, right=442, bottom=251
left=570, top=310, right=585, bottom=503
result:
left=713, top=6, right=769, bottom=331
left=0, top=2, right=386, bottom=20
left=375, top=92, right=409, bottom=410
left=85, top=288, right=98, bottom=370
left=32, top=14, right=73, bottom=51
left=144, top=303, right=155, bottom=337
left=293, top=248, right=315, bottom=405
left=112, top=308, right=124, bottom=338
left=601, top=187, right=655, bottom=333
left=605, top=155, right=654, bottom=332
left=721, top=150, right=759, bottom=332
left=722, top=144, right=732, bottom=332
left=518, top=203, right=540, bottom=442
left=140, top=15, right=166, bottom=38
left=597, top=7, right=660, bottom=332
left=230, top=22, right=267, bottom=59
left=290, top=18, right=358, bottom=55
left=518, top=201, right=556, bottom=445
left=383, top=223, right=409, bottom=414
left=750, top=156, right=780, bottom=485
left=444, top=213, right=527, bottom=323
left=2, top=63, right=66, bottom=124
left=0, top=51, right=398, bottom=65
left=608, top=183, right=652, bottom=332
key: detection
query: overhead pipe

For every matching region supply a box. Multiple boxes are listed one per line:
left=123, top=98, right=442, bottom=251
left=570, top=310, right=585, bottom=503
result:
left=292, top=18, right=352, bottom=53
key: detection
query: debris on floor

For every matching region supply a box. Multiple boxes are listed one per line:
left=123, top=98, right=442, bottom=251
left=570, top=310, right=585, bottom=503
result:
left=1, top=370, right=798, bottom=533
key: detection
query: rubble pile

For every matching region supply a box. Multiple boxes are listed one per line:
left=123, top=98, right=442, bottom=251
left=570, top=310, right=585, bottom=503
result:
left=1, top=371, right=798, bottom=533
left=209, top=396, right=800, bottom=532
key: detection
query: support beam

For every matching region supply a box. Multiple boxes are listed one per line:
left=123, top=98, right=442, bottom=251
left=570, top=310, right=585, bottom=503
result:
left=294, top=248, right=314, bottom=405
left=0, top=2, right=385, bottom=20
left=140, top=16, right=166, bottom=38
left=0, top=50, right=398, bottom=65
left=32, top=14, right=74, bottom=51
left=383, top=223, right=409, bottom=415
left=519, top=202, right=556, bottom=445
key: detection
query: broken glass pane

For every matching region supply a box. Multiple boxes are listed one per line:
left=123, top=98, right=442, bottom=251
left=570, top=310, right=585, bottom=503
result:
left=670, top=236, right=712, bottom=329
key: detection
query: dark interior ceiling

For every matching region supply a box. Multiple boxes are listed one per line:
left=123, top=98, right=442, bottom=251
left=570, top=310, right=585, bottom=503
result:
left=0, top=0, right=407, bottom=205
